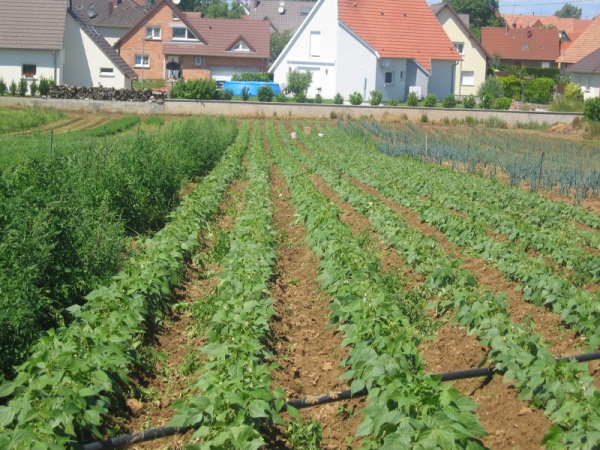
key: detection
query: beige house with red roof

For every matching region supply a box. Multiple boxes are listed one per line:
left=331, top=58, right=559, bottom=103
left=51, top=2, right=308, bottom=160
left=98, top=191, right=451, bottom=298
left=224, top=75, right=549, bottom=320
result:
left=431, top=3, right=489, bottom=97
left=558, top=18, right=600, bottom=99
left=115, top=0, right=271, bottom=82
left=270, top=0, right=461, bottom=102
left=480, top=27, right=560, bottom=68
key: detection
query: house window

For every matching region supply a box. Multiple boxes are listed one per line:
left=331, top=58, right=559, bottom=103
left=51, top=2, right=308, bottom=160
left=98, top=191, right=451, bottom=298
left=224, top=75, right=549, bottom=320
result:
left=100, top=67, right=114, bottom=76
left=309, top=31, right=320, bottom=58
left=173, top=27, right=198, bottom=40
left=230, top=40, right=250, bottom=52
left=541, top=62, right=550, bottom=68
left=22, top=64, right=37, bottom=78
left=454, top=42, right=464, bottom=56
left=195, top=57, right=202, bottom=66
left=134, top=55, right=150, bottom=68
left=172, top=12, right=180, bottom=20
left=385, top=71, right=394, bottom=85
left=146, top=27, right=161, bottom=39
left=461, top=71, right=474, bottom=86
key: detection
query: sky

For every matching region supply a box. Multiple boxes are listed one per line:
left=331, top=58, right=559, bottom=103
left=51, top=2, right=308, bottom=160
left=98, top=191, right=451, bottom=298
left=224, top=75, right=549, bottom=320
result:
left=425, top=0, right=600, bottom=19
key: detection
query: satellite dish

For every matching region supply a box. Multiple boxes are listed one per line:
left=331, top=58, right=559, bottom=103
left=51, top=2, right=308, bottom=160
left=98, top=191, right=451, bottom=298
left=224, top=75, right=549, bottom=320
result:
left=278, top=6, right=284, bottom=13
left=173, top=0, right=180, bottom=4
left=87, top=2, right=96, bottom=18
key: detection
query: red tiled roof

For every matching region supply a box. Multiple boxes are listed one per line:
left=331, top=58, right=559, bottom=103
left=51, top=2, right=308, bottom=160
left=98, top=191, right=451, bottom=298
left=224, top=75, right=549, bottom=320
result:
left=480, top=27, right=560, bottom=61
left=558, top=17, right=600, bottom=64
left=502, top=14, right=592, bottom=37
left=338, top=0, right=460, bottom=71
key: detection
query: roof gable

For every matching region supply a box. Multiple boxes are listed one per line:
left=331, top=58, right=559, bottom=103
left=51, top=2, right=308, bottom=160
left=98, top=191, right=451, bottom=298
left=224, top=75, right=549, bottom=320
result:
left=558, top=17, right=600, bottom=64
left=481, top=27, right=560, bottom=61
left=0, top=0, right=67, bottom=50
left=430, top=3, right=489, bottom=59
left=338, top=0, right=460, bottom=70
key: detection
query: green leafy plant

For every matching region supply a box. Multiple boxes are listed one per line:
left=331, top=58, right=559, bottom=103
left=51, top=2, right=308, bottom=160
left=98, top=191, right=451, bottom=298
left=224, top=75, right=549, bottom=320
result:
left=231, top=72, right=273, bottom=81
left=287, top=68, right=313, bottom=97
left=584, top=97, right=600, bottom=122
left=333, top=93, right=344, bottom=104
left=8, top=80, right=17, bottom=96
left=38, top=77, right=54, bottom=97
left=257, top=85, right=274, bottom=102
left=29, top=79, right=39, bottom=96
left=406, top=91, right=419, bottom=106
left=0, top=78, right=6, bottom=96
left=294, top=91, right=307, bottom=103
left=500, top=74, right=525, bottom=100
left=369, top=90, right=382, bottom=105
left=349, top=91, right=363, bottom=105
left=287, top=418, right=323, bottom=450
left=275, top=92, right=287, bottom=102
left=314, top=92, right=323, bottom=104
left=241, top=86, right=251, bottom=101
left=17, top=78, right=27, bottom=96
left=219, top=88, right=234, bottom=100
left=494, top=97, right=512, bottom=110
left=523, top=77, right=555, bottom=104
left=478, top=76, right=504, bottom=108
left=423, top=93, right=437, bottom=107
left=462, top=95, right=476, bottom=109
left=563, top=82, right=583, bottom=101
left=388, top=98, right=398, bottom=106
left=442, top=94, right=456, bottom=108
left=169, top=78, right=217, bottom=100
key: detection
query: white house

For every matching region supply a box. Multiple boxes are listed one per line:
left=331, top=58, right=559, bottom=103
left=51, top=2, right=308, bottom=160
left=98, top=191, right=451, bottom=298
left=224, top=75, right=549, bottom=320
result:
left=269, top=0, right=461, bottom=102
left=0, top=0, right=136, bottom=93
left=430, top=3, right=488, bottom=98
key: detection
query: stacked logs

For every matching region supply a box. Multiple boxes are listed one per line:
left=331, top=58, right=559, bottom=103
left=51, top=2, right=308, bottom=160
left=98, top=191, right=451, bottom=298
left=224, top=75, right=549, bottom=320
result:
left=48, top=85, right=166, bottom=103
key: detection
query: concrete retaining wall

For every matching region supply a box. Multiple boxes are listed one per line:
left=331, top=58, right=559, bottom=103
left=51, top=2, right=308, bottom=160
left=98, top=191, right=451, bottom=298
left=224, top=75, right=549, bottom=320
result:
left=0, top=96, right=582, bottom=126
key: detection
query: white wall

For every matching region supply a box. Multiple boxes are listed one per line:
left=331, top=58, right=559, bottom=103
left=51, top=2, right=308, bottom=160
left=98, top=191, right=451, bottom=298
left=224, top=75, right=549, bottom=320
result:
left=97, top=26, right=128, bottom=46
left=572, top=73, right=600, bottom=99
left=0, top=49, right=62, bottom=90
left=64, top=14, right=131, bottom=89
left=436, top=8, right=487, bottom=97
left=272, top=0, right=338, bottom=98
left=336, top=25, right=377, bottom=102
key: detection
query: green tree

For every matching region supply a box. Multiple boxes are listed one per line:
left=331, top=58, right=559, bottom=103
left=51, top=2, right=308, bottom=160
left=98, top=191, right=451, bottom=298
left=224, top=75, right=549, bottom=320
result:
left=287, top=68, right=313, bottom=96
left=445, top=0, right=506, bottom=39
left=204, top=0, right=245, bottom=18
left=270, top=29, right=293, bottom=64
left=554, top=3, right=582, bottom=18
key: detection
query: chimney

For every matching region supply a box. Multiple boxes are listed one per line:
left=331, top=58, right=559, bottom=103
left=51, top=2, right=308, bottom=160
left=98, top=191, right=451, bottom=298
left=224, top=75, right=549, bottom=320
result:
left=109, top=0, right=113, bottom=14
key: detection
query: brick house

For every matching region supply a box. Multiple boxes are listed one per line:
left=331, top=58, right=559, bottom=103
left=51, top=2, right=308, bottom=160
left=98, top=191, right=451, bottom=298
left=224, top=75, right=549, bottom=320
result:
left=114, top=0, right=270, bottom=82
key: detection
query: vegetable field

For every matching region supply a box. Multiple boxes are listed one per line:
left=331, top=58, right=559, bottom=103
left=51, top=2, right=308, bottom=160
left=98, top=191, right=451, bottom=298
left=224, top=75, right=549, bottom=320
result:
left=0, top=112, right=598, bottom=450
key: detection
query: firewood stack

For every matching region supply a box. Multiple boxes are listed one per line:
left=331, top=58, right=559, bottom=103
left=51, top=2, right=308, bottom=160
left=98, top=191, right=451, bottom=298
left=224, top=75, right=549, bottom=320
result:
left=48, top=85, right=167, bottom=102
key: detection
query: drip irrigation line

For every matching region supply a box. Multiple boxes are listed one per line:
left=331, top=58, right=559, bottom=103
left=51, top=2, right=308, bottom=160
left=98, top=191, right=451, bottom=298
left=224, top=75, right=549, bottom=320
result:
left=82, top=351, right=600, bottom=449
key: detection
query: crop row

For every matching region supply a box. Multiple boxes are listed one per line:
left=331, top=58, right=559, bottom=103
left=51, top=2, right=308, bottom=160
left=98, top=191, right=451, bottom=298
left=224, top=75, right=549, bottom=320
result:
left=362, top=120, right=600, bottom=204
left=169, top=125, right=285, bottom=448
left=293, top=124, right=600, bottom=448
left=312, top=123, right=600, bottom=350
left=269, top=121, right=488, bottom=448
left=0, top=123, right=249, bottom=449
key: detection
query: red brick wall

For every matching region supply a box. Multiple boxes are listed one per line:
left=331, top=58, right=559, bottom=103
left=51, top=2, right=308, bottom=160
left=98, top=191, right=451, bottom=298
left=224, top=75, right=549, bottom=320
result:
left=117, top=4, right=268, bottom=81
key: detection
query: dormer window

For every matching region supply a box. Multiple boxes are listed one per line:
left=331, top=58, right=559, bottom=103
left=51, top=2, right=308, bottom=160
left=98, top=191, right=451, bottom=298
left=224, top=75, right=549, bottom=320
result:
left=522, top=43, right=529, bottom=50
left=173, top=27, right=198, bottom=40
left=230, top=39, right=251, bottom=52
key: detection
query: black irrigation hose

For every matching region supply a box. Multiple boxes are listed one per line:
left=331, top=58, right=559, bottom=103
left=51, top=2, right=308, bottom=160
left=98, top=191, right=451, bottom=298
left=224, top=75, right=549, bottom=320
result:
left=82, top=351, right=600, bottom=450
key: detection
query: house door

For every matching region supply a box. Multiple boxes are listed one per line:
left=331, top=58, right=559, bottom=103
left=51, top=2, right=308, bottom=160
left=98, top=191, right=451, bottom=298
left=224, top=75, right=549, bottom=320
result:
left=166, top=56, right=182, bottom=80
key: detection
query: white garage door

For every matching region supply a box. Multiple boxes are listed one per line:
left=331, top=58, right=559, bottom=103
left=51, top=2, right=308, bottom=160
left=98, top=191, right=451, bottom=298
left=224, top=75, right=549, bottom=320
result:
left=209, top=66, right=261, bottom=81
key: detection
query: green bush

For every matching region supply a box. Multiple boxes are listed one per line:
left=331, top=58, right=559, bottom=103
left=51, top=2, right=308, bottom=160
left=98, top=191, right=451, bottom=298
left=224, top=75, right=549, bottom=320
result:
left=424, top=93, right=437, bottom=107
left=500, top=74, right=524, bottom=100
left=39, top=77, right=54, bottom=96
left=241, top=86, right=250, bottom=101
left=8, top=80, right=17, bottom=96
left=333, top=93, right=344, bottom=104
left=169, top=78, right=217, bottom=100
left=388, top=98, right=399, bottom=106
left=294, top=91, right=306, bottom=103
left=349, top=91, right=363, bottom=105
left=523, top=77, right=554, bottom=104
left=407, top=91, right=419, bottom=106
left=549, top=96, right=584, bottom=112
left=463, top=95, right=476, bottom=109
left=275, top=92, right=287, bottom=102
left=314, top=93, right=322, bottom=104
left=442, top=94, right=456, bottom=108
left=231, top=72, right=273, bottom=82
left=257, top=85, right=274, bottom=102
left=369, top=90, right=383, bottom=105
left=584, top=97, right=600, bottom=122
left=287, top=68, right=313, bottom=96
left=0, top=78, right=6, bottom=96
left=478, top=76, right=504, bottom=109
left=219, top=88, right=234, bottom=100
left=18, top=78, right=28, bottom=96
left=564, top=82, right=583, bottom=101
left=494, top=97, right=512, bottom=110
left=29, top=80, right=39, bottom=97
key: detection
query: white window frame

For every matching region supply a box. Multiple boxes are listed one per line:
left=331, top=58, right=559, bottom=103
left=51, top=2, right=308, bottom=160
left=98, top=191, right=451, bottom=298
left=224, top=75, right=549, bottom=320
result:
left=146, top=26, right=161, bottom=40
left=195, top=56, right=202, bottom=66
left=230, top=40, right=250, bottom=52
left=453, top=42, right=465, bottom=56
left=100, top=67, right=115, bottom=77
left=172, top=27, right=198, bottom=41
left=309, top=31, right=321, bottom=58
left=384, top=71, right=394, bottom=85
left=22, top=64, right=37, bottom=79
left=461, top=70, right=475, bottom=86
left=134, top=54, right=150, bottom=68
